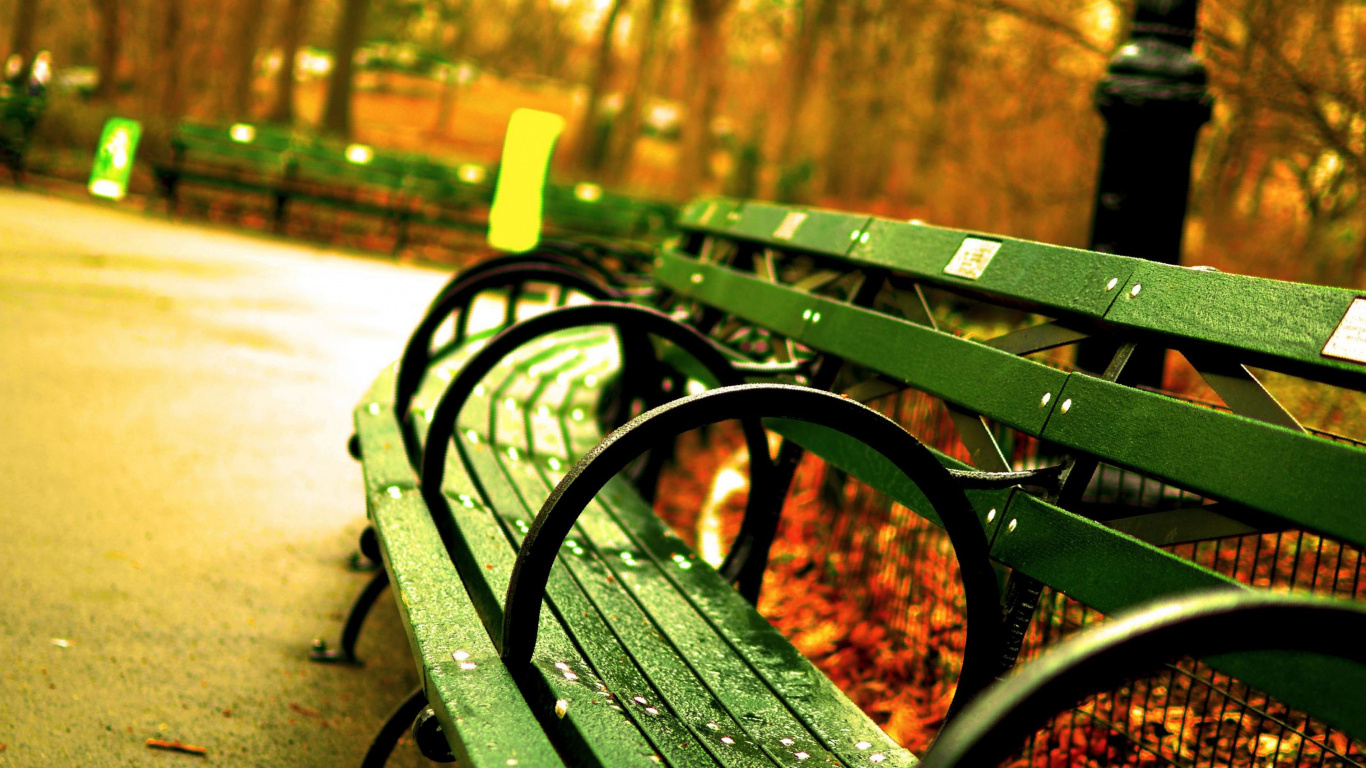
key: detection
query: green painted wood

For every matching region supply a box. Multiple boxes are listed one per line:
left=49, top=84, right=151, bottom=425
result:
left=657, top=250, right=1068, bottom=435
left=794, top=295, right=1068, bottom=436
left=675, top=199, right=745, bottom=237
left=593, top=480, right=917, bottom=767
left=1040, top=374, right=1366, bottom=548
left=842, top=218, right=1136, bottom=319
left=764, top=418, right=1012, bottom=540
left=1102, top=264, right=1366, bottom=389
left=414, top=420, right=680, bottom=767
left=724, top=201, right=872, bottom=258
left=991, top=491, right=1366, bottom=738
left=461, top=447, right=728, bottom=768
left=654, top=251, right=812, bottom=341
left=484, top=453, right=789, bottom=768
left=350, top=372, right=565, bottom=768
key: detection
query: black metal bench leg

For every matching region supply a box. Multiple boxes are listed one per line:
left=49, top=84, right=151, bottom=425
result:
left=360, top=686, right=427, bottom=768
left=311, top=566, right=389, bottom=665
left=347, top=525, right=381, bottom=572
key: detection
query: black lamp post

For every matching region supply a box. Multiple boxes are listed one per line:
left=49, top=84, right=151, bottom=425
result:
left=1076, top=0, right=1214, bottom=387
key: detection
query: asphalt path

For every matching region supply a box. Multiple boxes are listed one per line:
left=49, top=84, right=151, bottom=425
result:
left=0, top=189, right=453, bottom=766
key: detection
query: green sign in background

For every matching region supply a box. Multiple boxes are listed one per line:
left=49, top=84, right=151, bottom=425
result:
left=88, top=117, right=142, bottom=201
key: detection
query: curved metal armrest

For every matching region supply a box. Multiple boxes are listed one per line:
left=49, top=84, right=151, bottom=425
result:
left=394, top=263, right=617, bottom=459
left=419, top=301, right=775, bottom=522
left=500, top=383, right=1005, bottom=721
left=921, top=590, right=1366, bottom=768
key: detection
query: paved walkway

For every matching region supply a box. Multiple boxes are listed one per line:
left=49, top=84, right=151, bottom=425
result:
left=0, top=189, right=452, bottom=766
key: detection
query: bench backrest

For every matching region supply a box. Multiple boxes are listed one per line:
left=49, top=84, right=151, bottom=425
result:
left=654, top=197, right=1366, bottom=737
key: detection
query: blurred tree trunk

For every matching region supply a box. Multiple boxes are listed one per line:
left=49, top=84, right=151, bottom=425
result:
left=773, top=0, right=833, bottom=171
left=91, top=0, right=121, bottom=101
left=915, top=7, right=969, bottom=174
left=151, top=0, right=186, bottom=120
left=8, top=0, right=38, bottom=66
left=605, top=0, right=667, bottom=184
left=226, top=0, right=269, bottom=118
left=432, top=4, right=473, bottom=135
left=675, top=0, right=734, bottom=199
left=321, top=0, right=370, bottom=138
left=575, top=0, right=625, bottom=175
left=267, top=0, right=310, bottom=124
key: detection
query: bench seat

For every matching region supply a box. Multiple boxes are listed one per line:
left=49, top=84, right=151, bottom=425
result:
left=355, top=314, right=920, bottom=767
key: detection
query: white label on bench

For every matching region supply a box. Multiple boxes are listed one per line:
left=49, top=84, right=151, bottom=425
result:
left=773, top=212, right=808, bottom=241
left=944, top=237, right=1001, bottom=280
left=1323, top=297, right=1366, bottom=365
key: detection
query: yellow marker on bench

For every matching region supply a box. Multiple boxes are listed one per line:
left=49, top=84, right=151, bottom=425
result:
left=487, top=108, right=566, bottom=253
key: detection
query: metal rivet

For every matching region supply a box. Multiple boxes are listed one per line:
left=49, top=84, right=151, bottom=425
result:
left=802, top=309, right=812, bottom=320
left=460, top=661, right=477, bottom=670
left=1105, top=277, right=1118, bottom=291
left=555, top=699, right=568, bottom=718
left=780, top=738, right=795, bottom=746
left=386, top=486, right=402, bottom=499
left=859, top=232, right=870, bottom=244
left=796, top=752, right=810, bottom=760
left=850, top=229, right=861, bottom=241
left=691, top=273, right=703, bottom=284
left=721, top=736, right=735, bottom=745
left=1061, top=398, right=1072, bottom=414
left=1007, top=519, right=1018, bottom=533
left=812, top=312, right=821, bottom=323
left=367, top=402, right=380, bottom=415
left=727, top=211, right=740, bottom=220
left=1040, top=392, right=1051, bottom=407
left=453, top=650, right=471, bottom=661
left=856, top=741, right=872, bottom=750
left=870, top=755, right=886, bottom=764
left=986, top=509, right=996, bottom=523
left=1129, top=283, right=1142, bottom=298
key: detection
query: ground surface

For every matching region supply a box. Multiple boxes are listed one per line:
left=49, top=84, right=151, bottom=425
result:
left=0, top=189, right=451, bottom=766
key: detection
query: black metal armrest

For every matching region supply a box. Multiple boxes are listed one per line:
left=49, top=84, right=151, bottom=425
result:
left=499, top=383, right=1005, bottom=722
left=394, top=263, right=617, bottom=463
left=920, top=590, right=1366, bottom=768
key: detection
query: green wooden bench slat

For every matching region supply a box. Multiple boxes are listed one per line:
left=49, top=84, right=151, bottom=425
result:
left=726, top=201, right=872, bottom=258
left=351, top=368, right=566, bottom=768
left=827, top=217, right=1135, bottom=320
left=592, top=480, right=916, bottom=767
left=658, top=250, right=1069, bottom=436
left=991, top=491, right=1366, bottom=738
left=1103, top=263, right=1366, bottom=389
left=764, top=418, right=1011, bottom=540
left=1041, top=374, right=1366, bottom=547
left=484, top=453, right=798, bottom=768
left=674, top=199, right=744, bottom=236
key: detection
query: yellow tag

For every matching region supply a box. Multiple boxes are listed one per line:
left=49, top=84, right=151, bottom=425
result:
left=487, top=109, right=566, bottom=253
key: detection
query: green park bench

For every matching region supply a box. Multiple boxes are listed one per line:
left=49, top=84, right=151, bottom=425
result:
left=318, top=199, right=1366, bottom=766
left=153, top=121, right=299, bottom=228
left=150, top=118, right=675, bottom=253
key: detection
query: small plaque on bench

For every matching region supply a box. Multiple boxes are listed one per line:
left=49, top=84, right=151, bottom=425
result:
left=944, top=237, right=1001, bottom=280
left=1322, top=297, right=1366, bottom=365
left=773, top=211, right=808, bottom=240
